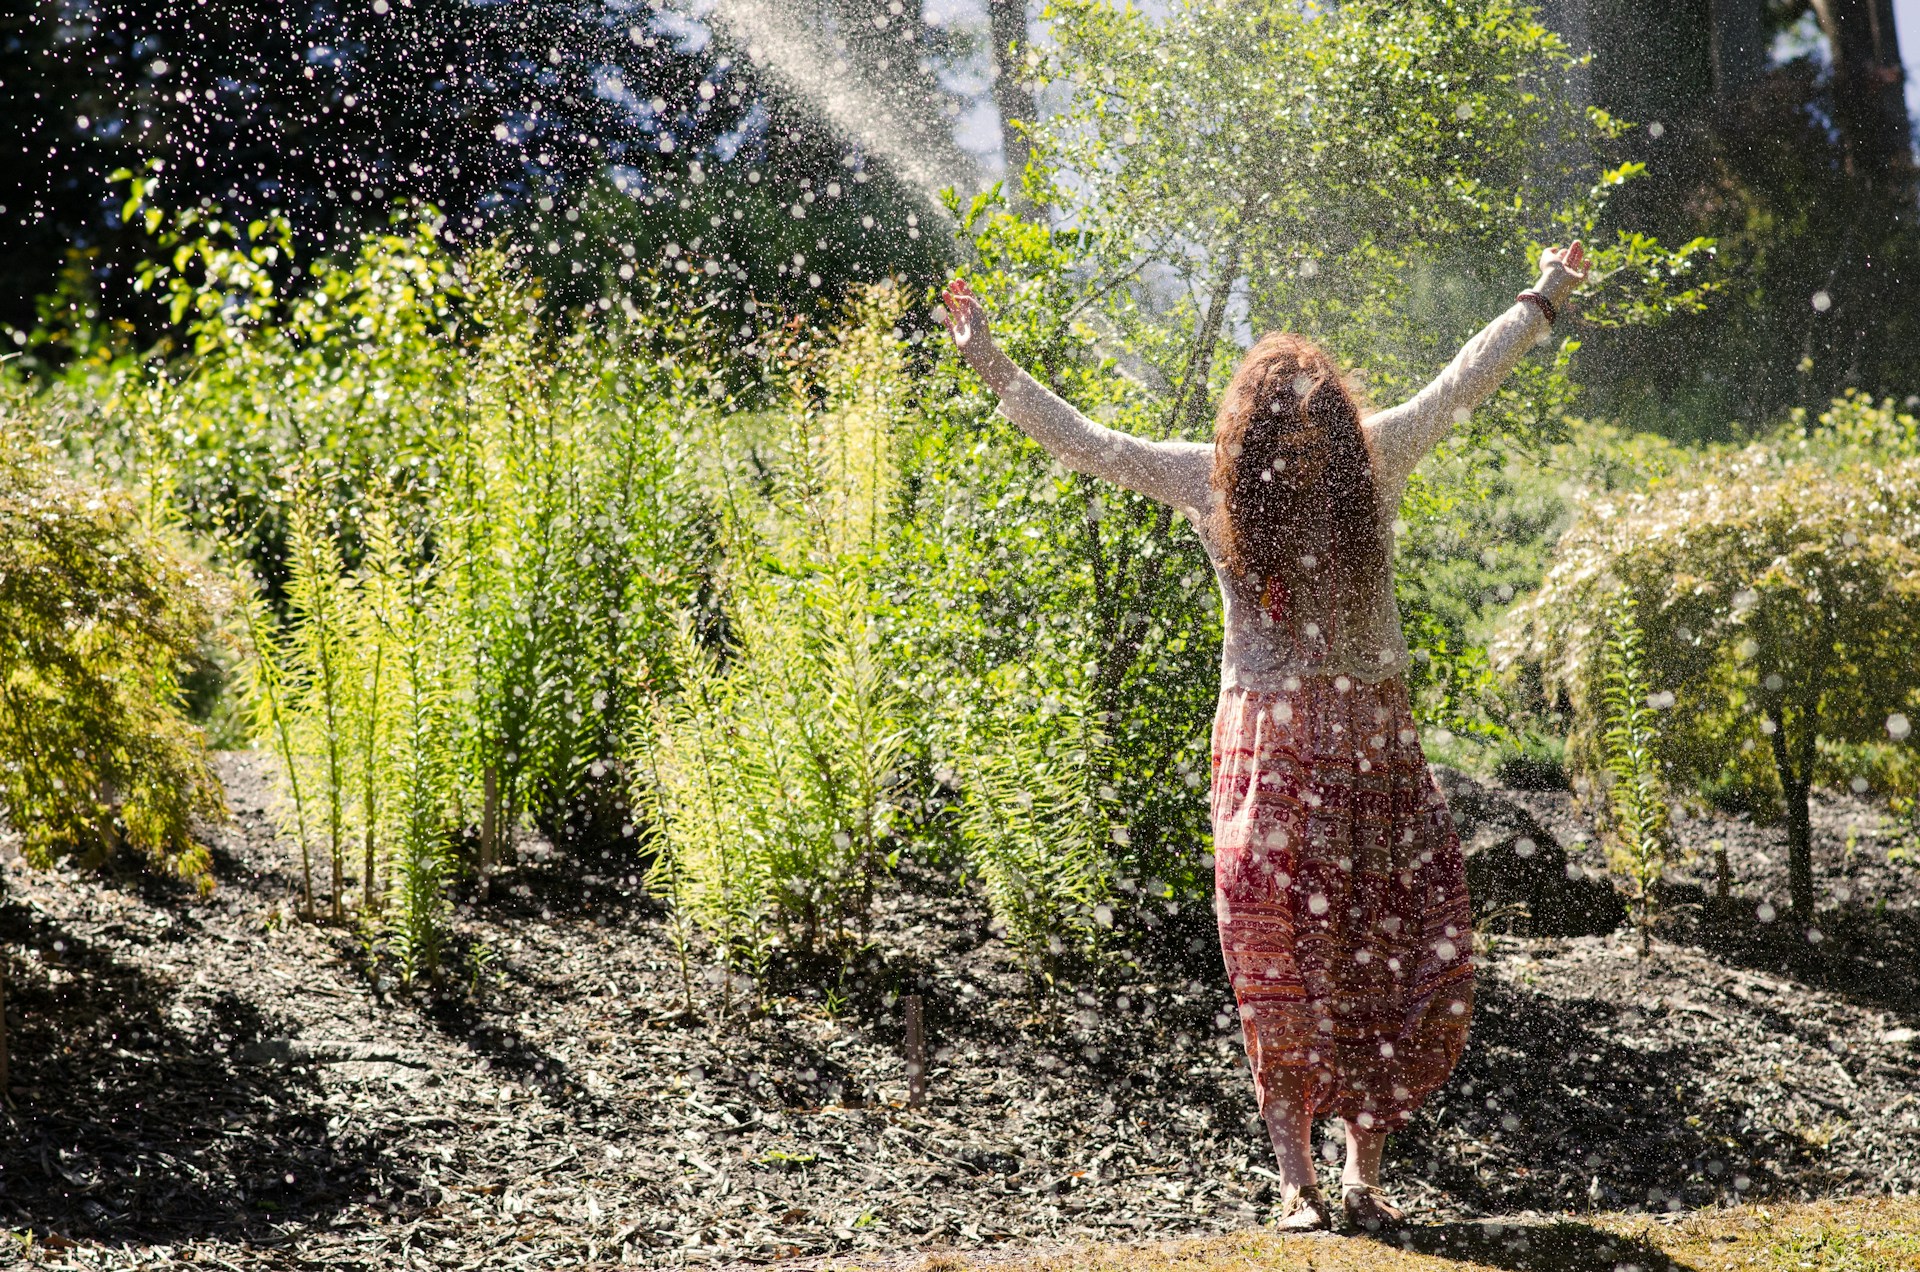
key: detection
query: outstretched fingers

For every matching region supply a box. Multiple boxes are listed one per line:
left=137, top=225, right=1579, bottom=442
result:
left=1543, top=239, right=1589, bottom=281
left=940, top=278, right=985, bottom=348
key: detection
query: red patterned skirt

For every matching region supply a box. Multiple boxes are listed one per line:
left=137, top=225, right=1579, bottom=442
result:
left=1209, top=674, right=1473, bottom=1130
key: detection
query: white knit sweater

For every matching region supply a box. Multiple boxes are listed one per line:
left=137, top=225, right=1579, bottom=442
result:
left=979, top=271, right=1577, bottom=689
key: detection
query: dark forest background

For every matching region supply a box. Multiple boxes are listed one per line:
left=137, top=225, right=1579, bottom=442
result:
left=3, top=0, right=1917, bottom=438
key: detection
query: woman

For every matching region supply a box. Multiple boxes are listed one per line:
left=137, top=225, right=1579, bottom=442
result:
left=941, top=241, right=1588, bottom=1232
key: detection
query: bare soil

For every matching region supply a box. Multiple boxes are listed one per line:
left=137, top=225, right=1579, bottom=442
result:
left=2, top=752, right=1918, bottom=1269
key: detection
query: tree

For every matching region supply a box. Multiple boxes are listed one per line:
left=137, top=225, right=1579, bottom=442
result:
left=986, top=0, right=1043, bottom=216
left=1010, top=0, right=1710, bottom=716
left=1, top=0, right=949, bottom=339
left=1571, top=0, right=1920, bottom=437
left=1810, top=0, right=1915, bottom=184
left=1501, top=444, right=1920, bottom=925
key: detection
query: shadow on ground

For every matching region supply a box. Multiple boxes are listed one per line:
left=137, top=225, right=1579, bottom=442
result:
left=1376, top=1218, right=1695, bottom=1271
left=1396, top=976, right=1800, bottom=1216
left=1671, top=888, right=1920, bottom=1022
left=0, top=898, right=408, bottom=1245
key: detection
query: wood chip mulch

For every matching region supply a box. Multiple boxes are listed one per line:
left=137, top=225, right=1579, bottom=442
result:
left=2, top=752, right=1917, bottom=1268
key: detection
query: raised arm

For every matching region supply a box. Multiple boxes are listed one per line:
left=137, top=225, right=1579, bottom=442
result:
left=1364, top=243, right=1589, bottom=499
left=940, top=279, right=1213, bottom=513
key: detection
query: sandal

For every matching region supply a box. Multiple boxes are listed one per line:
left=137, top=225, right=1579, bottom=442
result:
left=1341, top=1181, right=1405, bottom=1231
left=1271, top=1183, right=1335, bottom=1232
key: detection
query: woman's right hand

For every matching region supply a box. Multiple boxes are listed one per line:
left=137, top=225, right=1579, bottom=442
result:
left=939, top=277, right=1000, bottom=375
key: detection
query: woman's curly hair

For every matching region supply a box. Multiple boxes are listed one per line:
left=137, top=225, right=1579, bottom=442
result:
left=1208, top=332, right=1387, bottom=616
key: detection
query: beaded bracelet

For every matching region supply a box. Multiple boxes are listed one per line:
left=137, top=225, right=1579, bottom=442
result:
left=1517, top=289, right=1557, bottom=325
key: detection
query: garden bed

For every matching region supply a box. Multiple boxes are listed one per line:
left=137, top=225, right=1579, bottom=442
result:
left=2, top=753, right=1917, bottom=1268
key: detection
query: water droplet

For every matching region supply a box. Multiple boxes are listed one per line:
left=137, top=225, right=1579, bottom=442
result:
left=1756, top=902, right=1776, bottom=923
left=1811, top=290, right=1832, bottom=312
left=1307, top=893, right=1329, bottom=916
left=1889, top=713, right=1912, bottom=740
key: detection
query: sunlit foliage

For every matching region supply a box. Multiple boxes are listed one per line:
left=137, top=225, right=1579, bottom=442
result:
left=948, top=673, right=1118, bottom=987
left=107, top=212, right=714, bottom=973
left=1502, top=446, right=1920, bottom=923
left=1595, top=590, right=1670, bottom=955
left=631, top=288, right=915, bottom=995
left=0, top=393, right=223, bottom=882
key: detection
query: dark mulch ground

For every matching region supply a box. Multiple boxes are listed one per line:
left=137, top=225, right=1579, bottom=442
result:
left=2, top=752, right=1918, bottom=1268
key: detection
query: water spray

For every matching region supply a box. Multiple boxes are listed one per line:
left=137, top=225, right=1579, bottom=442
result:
left=696, top=0, right=986, bottom=224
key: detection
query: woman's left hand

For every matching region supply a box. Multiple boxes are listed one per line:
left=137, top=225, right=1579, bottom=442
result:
left=1537, top=240, right=1589, bottom=303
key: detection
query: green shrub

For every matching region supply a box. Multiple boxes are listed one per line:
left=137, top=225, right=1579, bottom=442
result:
left=99, top=214, right=713, bottom=968
left=630, top=287, right=911, bottom=987
left=1502, top=449, right=1920, bottom=924
left=947, top=671, right=1117, bottom=989
left=0, top=394, right=223, bottom=882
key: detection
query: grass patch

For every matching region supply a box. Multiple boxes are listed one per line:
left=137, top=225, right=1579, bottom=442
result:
left=886, top=1198, right=1920, bottom=1272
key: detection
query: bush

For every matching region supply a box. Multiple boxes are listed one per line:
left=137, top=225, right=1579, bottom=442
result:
left=1501, top=447, right=1920, bottom=923
left=0, top=390, right=223, bottom=882
left=147, top=221, right=716, bottom=973
left=631, top=287, right=911, bottom=988
left=947, top=671, right=1117, bottom=989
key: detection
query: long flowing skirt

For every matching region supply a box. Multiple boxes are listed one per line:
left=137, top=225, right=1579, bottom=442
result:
left=1209, top=675, right=1473, bottom=1130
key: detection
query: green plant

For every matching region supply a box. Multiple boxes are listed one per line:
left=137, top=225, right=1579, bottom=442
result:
left=363, top=512, right=459, bottom=983
left=636, top=618, right=775, bottom=995
left=0, top=396, right=223, bottom=882
left=1596, top=590, right=1669, bottom=956
left=1502, top=447, right=1920, bottom=924
left=949, top=672, right=1116, bottom=991
left=237, top=579, right=316, bottom=915
left=632, top=287, right=911, bottom=989
left=281, top=490, right=358, bottom=922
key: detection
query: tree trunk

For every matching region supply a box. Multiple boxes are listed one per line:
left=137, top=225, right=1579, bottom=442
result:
left=1783, top=775, right=1816, bottom=923
left=1811, top=0, right=1915, bottom=183
left=1766, top=710, right=1817, bottom=924
left=987, top=0, right=1045, bottom=216
left=1708, top=0, right=1766, bottom=101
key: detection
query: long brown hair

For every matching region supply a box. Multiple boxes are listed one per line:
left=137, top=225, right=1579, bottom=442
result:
left=1208, top=332, right=1387, bottom=616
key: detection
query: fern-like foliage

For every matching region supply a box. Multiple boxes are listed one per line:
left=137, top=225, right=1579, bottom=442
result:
left=280, top=490, right=360, bottom=921
left=1598, top=588, right=1669, bottom=956
left=367, top=522, right=459, bottom=985
left=628, top=285, right=915, bottom=997
left=953, top=681, right=1115, bottom=989
left=634, top=619, right=774, bottom=993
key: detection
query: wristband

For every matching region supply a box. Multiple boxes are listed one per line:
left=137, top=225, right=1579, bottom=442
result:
left=1517, top=289, right=1557, bottom=325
